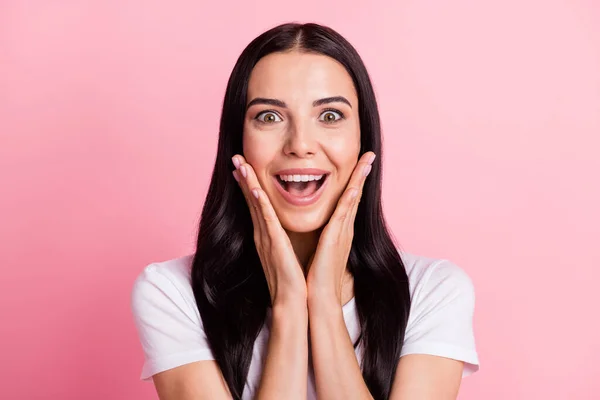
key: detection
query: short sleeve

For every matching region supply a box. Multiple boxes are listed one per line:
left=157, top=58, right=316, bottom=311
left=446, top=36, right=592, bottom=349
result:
left=130, top=264, right=215, bottom=380
left=400, top=259, right=480, bottom=377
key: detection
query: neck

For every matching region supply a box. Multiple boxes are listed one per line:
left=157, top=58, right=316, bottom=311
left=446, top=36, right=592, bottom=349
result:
left=286, top=228, right=322, bottom=275
left=285, top=228, right=355, bottom=306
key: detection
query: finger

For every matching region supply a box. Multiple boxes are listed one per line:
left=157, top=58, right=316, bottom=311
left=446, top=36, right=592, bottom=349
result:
left=251, top=187, right=286, bottom=239
left=239, top=158, right=269, bottom=237
left=232, top=155, right=260, bottom=230
left=329, top=152, right=376, bottom=227
left=348, top=151, right=376, bottom=198
left=233, top=154, right=272, bottom=243
left=348, top=152, right=375, bottom=225
left=235, top=156, right=284, bottom=239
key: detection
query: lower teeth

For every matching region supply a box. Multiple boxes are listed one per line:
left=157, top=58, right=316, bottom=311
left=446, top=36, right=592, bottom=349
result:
left=280, top=177, right=325, bottom=196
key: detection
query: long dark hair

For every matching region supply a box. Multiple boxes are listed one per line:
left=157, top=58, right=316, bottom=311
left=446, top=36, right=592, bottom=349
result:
left=191, top=22, right=411, bottom=399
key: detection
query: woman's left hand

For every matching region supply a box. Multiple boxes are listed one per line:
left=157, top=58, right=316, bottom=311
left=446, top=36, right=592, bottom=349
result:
left=306, top=151, right=376, bottom=306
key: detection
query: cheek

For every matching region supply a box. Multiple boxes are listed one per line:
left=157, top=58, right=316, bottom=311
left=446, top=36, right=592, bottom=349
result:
left=242, top=129, right=278, bottom=178
left=327, top=133, right=361, bottom=177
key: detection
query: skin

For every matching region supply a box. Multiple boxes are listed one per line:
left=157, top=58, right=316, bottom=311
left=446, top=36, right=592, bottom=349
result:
left=152, top=50, right=464, bottom=399
left=242, top=51, right=362, bottom=270
left=241, top=50, right=361, bottom=307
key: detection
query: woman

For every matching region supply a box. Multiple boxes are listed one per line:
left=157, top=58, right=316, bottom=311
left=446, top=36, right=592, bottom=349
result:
left=131, top=22, right=479, bottom=400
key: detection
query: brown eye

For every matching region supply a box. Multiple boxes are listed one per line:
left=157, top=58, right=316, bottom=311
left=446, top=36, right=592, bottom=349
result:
left=256, top=111, right=282, bottom=123
left=319, top=110, right=343, bottom=123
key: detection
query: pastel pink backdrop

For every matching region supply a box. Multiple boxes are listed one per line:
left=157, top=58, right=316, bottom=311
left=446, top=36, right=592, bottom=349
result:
left=1, top=1, right=598, bottom=399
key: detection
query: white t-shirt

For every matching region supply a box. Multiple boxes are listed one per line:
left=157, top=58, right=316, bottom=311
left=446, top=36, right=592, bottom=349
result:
left=131, top=251, right=480, bottom=399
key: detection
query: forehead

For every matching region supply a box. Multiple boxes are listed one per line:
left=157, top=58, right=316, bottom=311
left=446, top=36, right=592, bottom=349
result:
left=246, top=51, right=358, bottom=104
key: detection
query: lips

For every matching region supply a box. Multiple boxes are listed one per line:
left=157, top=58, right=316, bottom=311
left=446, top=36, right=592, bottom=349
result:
left=273, top=168, right=330, bottom=176
left=272, top=168, right=330, bottom=207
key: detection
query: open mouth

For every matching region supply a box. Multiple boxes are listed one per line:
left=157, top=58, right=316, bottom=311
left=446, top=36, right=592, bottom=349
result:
left=275, top=174, right=328, bottom=197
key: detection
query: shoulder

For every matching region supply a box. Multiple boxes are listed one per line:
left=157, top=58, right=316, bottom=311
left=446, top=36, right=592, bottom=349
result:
left=133, top=253, right=195, bottom=289
left=131, top=254, right=197, bottom=313
left=399, top=250, right=475, bottom=304
left=130, top=254, right=215, bottom=380
left=398, top=250, right=479, bottom=376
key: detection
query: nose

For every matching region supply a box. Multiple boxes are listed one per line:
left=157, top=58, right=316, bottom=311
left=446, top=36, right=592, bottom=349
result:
left=282, top=121, right=318, bottom=158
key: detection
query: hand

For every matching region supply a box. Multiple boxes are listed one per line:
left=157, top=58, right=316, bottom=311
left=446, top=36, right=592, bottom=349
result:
left=232, top=155, right=307, bottom=307
left=305, top=152, right=376, bottom=306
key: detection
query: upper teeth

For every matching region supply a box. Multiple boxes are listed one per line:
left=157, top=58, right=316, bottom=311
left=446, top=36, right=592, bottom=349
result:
left=279, top=174, right=324, bottom=182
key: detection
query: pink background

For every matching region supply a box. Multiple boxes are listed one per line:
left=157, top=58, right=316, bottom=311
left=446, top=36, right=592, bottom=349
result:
left=1, top=1, right=599, bottom=399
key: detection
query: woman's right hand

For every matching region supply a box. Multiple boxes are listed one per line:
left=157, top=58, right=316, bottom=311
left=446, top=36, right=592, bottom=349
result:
left=232, top=155, right=307, bottom=307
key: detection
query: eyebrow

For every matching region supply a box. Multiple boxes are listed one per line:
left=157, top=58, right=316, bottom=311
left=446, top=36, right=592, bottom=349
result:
left=246, top=96, right=352, bottom=110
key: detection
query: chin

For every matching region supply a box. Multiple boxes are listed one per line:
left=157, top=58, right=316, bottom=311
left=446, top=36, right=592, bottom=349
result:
left=278, top=211, right=329, bottom=233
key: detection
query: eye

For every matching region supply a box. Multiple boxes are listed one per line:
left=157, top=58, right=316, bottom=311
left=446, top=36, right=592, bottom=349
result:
left=319, top=109, right=344, bottom=123
left=255, top=111, right=282, bottom=124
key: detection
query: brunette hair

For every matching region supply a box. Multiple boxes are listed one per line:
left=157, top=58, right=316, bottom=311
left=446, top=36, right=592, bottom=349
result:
left=192, top=22, right=410, bottom=399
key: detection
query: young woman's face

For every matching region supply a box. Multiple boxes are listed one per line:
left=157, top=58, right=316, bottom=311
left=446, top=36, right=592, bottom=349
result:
left=243, top=51, right=361, bottom=233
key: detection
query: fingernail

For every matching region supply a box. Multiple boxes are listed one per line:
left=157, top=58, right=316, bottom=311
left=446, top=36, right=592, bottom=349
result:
left=232, top=156, right=240, bottom=169
left=252, top=188, right=259, bottom=199
left=240, top=165, right=247, bottom=178
left=369, top=154, right=376, bottom=164
left=232, top=170, right=240, bottom=182
left=364, top=164, right=372, bottom=177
